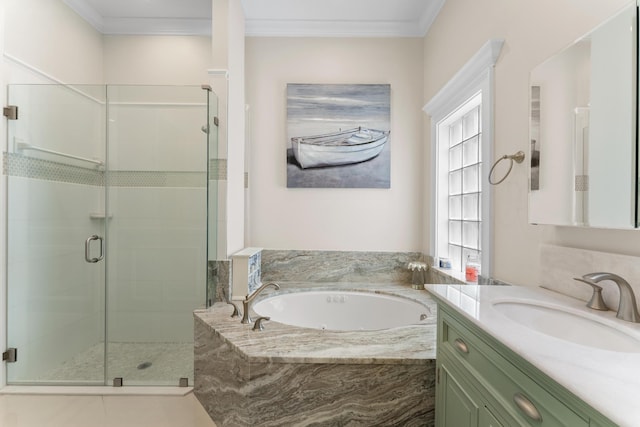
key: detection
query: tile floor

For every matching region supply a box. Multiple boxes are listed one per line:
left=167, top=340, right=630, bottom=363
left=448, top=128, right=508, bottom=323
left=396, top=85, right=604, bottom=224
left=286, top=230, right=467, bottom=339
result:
left=0, top=393, right=217, bottom=427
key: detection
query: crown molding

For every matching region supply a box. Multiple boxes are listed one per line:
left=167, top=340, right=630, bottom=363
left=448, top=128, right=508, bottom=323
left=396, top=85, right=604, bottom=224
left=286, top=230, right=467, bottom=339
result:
left=244, top=19, right=426, bottom=38
left=423, top=38, right=505, bottom=118
left=64, top=0, right=105, bottom=32
left=63, top=0, right=211, bottom=35
left=418, top=0, right=446, bottom=36
left=65, top=0, right=443, bottom=38
left=101, top=18, right=211, bottom=36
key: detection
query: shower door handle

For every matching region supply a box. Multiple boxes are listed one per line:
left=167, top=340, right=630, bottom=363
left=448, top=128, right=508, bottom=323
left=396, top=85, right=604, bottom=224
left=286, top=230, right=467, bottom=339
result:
left=85, top=235, right=104, bottom=263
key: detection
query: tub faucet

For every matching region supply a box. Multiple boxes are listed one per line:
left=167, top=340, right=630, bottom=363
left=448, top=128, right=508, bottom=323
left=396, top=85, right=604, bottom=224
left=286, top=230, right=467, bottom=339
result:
left=241, top=282, right=280, bottom=324
left=576, top=272, right=640, bottom=323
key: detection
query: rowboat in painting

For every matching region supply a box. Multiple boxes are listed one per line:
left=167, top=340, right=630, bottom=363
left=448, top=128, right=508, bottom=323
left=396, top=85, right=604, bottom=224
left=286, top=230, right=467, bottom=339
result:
left=291, top=127, right=390, bottom=169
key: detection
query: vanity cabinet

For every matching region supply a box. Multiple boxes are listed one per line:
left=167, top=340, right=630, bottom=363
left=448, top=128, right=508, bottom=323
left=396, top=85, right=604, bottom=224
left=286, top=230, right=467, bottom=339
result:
left=438, top=355, right=508, bottom=427
left=435, top=304, right=616, bottom=427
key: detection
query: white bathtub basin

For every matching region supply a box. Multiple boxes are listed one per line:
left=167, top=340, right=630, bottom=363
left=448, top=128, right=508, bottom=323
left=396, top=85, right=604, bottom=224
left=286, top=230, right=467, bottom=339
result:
left=252, top=290, right=431, bottom=331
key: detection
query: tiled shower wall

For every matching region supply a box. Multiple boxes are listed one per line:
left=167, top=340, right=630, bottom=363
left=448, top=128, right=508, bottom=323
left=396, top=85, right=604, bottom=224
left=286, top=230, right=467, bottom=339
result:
left=6, top=173, right=105, bottom=380
left=106, top=99, right=207, bottom=343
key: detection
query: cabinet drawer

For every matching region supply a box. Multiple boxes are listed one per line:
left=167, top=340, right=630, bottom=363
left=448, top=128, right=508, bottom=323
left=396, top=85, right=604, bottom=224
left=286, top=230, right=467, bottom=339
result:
left=440, top=312, right=588, bottom=427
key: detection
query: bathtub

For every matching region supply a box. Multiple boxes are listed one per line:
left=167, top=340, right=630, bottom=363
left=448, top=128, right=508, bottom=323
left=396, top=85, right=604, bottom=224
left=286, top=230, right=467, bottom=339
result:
left=253, top=290, right=431, bottom=331
left=194, top=284, right=436, bottom=426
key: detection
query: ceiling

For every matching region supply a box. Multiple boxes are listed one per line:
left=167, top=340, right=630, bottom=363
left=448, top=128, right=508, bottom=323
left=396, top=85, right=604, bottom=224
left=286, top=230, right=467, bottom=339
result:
left=63, top=0, right=445, bottom=37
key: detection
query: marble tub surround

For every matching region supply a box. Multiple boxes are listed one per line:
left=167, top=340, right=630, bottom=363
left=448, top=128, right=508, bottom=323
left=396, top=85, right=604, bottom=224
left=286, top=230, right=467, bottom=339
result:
left=194, top=282, right=436, bottom=426
left=541, top=244, right=640, bottom=312
left=260, top=250, right=423, bottom=284
left=195, top=282, right=437, bottom=363
left=477, top=275, right=511, bottom=286
left=426, top=266, right=465, bottom=285
left=426, top=284, right=640, bottom=427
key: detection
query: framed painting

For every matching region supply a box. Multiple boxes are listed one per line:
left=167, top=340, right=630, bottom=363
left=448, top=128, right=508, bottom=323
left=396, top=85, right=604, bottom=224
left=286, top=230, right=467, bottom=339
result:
left=286, top=83, right=391, bottom=188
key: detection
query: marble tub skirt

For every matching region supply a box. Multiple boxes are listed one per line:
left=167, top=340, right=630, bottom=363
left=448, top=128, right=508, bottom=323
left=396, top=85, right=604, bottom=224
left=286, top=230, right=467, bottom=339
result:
left=194, top=283, right=437, bottom=426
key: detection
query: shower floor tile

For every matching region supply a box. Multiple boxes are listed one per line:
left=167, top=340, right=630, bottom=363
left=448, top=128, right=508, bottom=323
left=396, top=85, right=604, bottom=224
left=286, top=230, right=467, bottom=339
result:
left=41, top=342, right=193, bottom=386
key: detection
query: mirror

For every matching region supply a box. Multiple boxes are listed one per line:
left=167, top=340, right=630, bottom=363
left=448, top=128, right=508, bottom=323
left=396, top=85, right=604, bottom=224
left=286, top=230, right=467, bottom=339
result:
left=528, top=2, right=638, bottom=228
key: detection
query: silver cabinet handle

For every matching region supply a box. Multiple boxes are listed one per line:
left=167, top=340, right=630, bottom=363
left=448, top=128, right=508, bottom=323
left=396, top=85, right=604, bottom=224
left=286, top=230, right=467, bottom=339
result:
left=513, top=392, right=542, bottom=422
left=453, top=338, right=469, bottom=354
left=85, top=235, right=104, bottom=263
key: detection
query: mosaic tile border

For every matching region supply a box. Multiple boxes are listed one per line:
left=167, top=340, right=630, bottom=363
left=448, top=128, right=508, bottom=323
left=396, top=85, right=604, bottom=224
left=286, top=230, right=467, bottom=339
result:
left=3, top=152, right=222, bottom=188
left=209, top=158, right=227, bottom=181
left=4, top=152, right=103, bottom=186
left=106, top=171, right=205, bottom=188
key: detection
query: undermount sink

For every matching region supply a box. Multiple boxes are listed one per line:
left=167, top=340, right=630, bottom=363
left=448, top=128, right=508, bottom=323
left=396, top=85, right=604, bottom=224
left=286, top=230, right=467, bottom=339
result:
left=493, top=300, right=640, bottom=353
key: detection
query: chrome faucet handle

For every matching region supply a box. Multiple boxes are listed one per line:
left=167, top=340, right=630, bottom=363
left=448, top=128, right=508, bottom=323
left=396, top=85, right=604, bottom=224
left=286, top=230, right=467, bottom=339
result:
left=241, top=301, right=253, bottom=324
left=241, top=282, right=280, bottom=324
left=578, top=272, right=640, bottom=323
left=573, top=277, right=608, bottom=311
left=227, top=301, right=242, bottom=318
left=253, top=316, right=270, bottom=331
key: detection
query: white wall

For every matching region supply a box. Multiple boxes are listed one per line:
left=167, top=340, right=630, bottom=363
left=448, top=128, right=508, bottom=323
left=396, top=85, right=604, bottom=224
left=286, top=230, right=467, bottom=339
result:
left=226, top=0, right=246, bottom=255
left=211, top=0, right=246, bottom=257
left=245, top=37, right=424, bottom=251
left=4, top=0, right=104, bottom=83
left=103, top=35, right=212, bottom=85
left=422, top=0, right=633, bottom=287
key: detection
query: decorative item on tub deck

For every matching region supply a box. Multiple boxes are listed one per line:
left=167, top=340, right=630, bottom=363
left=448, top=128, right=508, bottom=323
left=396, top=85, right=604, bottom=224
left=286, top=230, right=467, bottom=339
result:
left=286, top=83, right=391, bottom=189
left=407, top=261, right=428, bottom=290
left=438, top=257, right=452, bottom=269
left=231, top=247, right=262, bottom=300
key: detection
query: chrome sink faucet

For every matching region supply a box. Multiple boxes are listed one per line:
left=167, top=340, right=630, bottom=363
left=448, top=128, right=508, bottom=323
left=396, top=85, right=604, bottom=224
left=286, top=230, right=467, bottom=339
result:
left=241, top=282, right=280, bottom=324
left=574, top=272, right=640, bottom=323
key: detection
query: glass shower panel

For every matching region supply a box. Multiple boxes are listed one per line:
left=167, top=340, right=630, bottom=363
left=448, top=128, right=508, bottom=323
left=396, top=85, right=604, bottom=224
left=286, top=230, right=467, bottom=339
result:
left=105, top=85, right=208, bottom=386
left=6, top=84, right=107, bottom=384
left=206, top=89, right=219, bottom=306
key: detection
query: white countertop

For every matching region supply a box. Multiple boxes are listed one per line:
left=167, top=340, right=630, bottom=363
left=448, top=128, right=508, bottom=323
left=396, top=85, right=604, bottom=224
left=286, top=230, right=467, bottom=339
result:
left=425, top=284, right=640, bottom=427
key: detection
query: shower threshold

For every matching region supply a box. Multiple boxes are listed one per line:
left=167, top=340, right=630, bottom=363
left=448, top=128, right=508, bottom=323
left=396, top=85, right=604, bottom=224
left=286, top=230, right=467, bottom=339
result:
left=0, top=385, right=192, bottom=396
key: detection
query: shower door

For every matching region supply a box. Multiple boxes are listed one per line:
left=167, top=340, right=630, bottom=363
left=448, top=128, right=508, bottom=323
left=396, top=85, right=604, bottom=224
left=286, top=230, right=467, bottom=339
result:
left=6, top=84, right=107, bottom=384
left=6, top=84, right=214, bottom=386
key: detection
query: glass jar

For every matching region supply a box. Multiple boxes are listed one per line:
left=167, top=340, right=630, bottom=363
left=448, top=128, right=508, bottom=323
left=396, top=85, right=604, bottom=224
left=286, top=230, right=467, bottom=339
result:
left=465, top=254, right=480, bottom=282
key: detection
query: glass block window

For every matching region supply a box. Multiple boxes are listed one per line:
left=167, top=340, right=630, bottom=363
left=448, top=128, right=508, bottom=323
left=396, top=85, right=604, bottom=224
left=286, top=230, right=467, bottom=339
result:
left=436, top=95, right=482, bottom=273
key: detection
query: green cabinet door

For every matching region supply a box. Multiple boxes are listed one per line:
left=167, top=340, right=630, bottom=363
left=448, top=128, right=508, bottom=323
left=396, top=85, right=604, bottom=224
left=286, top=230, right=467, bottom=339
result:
left=438, top=362, right=480, bottom=427
left=479, top=405, right=504, bottom=427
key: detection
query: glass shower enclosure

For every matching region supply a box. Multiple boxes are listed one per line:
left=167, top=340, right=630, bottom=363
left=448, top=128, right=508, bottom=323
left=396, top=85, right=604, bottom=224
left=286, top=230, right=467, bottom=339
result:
left=5, top=84, right=217, bottom=386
